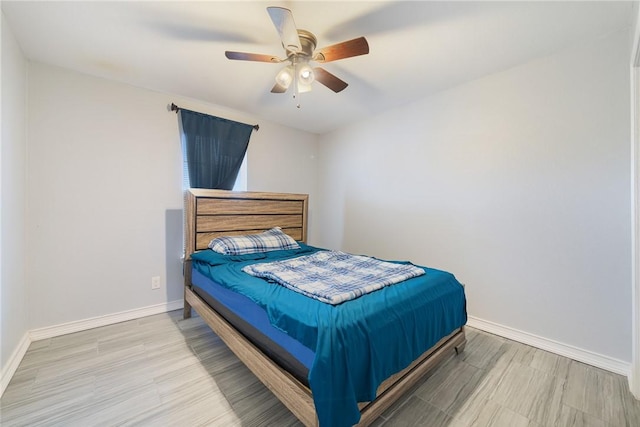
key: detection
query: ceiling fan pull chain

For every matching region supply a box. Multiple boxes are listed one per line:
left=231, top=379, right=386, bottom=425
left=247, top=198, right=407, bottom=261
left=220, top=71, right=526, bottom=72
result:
left=293, top=86, right=300, bottom=108
left=292, top=57, right=301, bottom=108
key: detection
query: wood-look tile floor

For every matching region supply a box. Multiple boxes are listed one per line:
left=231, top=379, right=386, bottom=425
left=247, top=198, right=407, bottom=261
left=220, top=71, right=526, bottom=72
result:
left=2, top=310, right=640, bottom=427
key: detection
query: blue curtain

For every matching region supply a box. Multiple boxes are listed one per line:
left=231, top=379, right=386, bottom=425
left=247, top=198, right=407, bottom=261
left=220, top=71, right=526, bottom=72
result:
left=179, top=109, right=254, bottom=190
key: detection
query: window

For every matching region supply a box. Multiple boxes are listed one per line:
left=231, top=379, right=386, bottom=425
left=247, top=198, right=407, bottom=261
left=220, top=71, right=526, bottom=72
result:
left=178, top=108, right=253, bottom=190
left=182, top=145, right=247, bottom=191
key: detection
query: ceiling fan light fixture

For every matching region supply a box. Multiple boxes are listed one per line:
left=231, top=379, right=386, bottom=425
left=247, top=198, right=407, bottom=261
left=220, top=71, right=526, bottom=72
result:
left=275, top=65, right=294, bottom=89
left=297, top=80, right=313, bottom=94
left=297, top=63, right=315, bottom=86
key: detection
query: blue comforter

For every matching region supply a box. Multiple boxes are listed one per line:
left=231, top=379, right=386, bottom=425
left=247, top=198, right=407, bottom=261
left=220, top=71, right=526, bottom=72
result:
left=191, top=244, right=467, bottom=427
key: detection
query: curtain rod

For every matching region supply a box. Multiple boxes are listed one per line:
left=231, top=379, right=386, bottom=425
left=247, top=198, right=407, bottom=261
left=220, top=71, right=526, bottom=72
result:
left=170, top=103, right=259, bottom=131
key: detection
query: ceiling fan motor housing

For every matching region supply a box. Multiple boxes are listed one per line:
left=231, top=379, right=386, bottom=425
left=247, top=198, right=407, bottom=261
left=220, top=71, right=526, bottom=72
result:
left=288, top=29, right=317, bottom=59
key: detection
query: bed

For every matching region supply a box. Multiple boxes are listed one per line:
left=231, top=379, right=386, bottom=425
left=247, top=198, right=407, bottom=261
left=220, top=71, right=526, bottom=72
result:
left=183, top=188, right=467, bottom=427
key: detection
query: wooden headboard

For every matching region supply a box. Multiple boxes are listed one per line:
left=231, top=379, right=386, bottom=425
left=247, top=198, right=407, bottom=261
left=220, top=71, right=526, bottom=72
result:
left=184, top=189, right=309, bottom=259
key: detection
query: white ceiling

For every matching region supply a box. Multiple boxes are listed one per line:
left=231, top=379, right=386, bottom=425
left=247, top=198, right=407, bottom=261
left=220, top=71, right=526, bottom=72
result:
left=2, top=1, right=635, bottom=134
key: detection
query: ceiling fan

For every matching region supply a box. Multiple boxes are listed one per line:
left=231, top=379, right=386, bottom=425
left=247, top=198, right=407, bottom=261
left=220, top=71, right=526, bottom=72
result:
left=225, top=7, right=369, bottom=105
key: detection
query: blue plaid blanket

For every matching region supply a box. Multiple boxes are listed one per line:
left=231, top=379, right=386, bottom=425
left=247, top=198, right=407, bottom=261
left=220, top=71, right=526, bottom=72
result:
left=242, top=250, right=425, bottom=304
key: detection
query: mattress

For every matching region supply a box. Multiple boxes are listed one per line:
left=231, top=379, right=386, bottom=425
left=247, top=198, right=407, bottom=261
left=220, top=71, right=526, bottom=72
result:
left=190, top=267, right=314, bottom=386
left=190, top=243, right=467, bottom=427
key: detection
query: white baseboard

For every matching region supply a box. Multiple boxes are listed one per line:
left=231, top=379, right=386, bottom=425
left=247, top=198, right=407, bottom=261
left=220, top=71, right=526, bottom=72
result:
left=1, top=300, right=184, bottom=399
left=467, top=316, right=630, bottom=377
left=29, top=300, right=184, bottom=341
left=5, top=305, right=629, bottom=396
left=1, top=332, right=31, bottom=397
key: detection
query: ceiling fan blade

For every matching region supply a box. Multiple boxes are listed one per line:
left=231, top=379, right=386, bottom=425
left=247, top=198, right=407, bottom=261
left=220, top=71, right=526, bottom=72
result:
left=267, top=7, right=301, bottom=53
left=225, top=51, right=281, bottom=62
left=313, top=67, right=348, bottom=93
left=314, top=37, right=369, bottom=63
left=271, top=82, right=288, bottom=93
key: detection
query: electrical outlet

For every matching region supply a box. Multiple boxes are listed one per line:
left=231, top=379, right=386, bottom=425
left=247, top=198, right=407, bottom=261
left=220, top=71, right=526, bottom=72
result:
left=151, top=276, right=161, bottom=290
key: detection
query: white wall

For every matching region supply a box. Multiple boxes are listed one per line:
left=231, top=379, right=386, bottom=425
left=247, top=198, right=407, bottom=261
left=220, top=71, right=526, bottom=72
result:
left=26, top=62, right=319, bottom=330
left=318, top=29, right=632, bottom=363
left=630, top=0, right=640, bottom=396
left=1, top=12, right=29, bottom=388
left=247, top=123, right=319, bottom=243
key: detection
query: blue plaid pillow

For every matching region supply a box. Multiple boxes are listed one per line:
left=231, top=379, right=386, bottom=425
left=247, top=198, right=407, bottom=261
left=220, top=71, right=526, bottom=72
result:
left=208, top=227, right=301, bottom=255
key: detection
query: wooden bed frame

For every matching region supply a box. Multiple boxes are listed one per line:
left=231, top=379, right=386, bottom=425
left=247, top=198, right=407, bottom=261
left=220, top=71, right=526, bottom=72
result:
left=183, top=189, right=466, bottom=426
